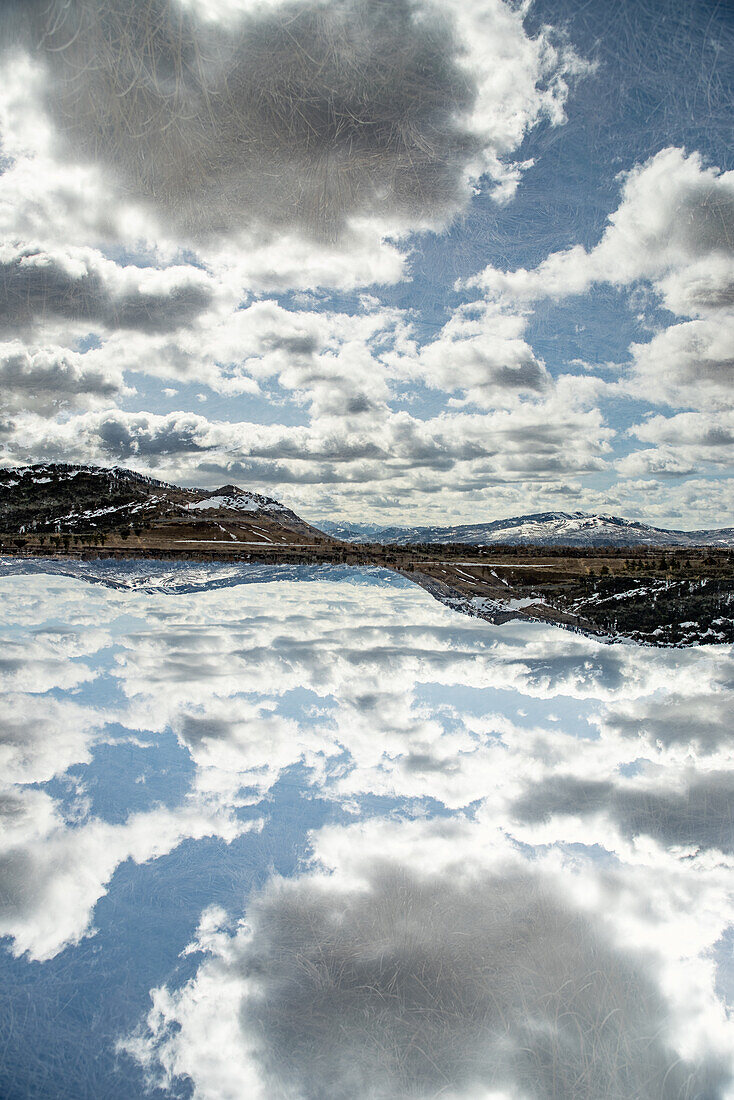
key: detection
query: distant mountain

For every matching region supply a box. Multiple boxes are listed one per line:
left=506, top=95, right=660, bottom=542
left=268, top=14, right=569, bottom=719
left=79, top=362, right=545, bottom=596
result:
left=0, top=463, right=318, bottom=538
left=319, top=511, right=734, bottom=548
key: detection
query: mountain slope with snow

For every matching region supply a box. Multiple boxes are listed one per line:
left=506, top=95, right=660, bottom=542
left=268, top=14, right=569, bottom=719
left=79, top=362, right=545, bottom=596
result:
left=319, top=512, right=734, bottom=547
left=0, top=464, right=316, bottom=538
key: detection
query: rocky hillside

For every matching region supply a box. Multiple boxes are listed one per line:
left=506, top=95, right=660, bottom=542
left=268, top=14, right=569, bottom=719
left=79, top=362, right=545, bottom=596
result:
left=320, top=511, right=734, bottom=548
left=0, top=464, right=320, bottom=542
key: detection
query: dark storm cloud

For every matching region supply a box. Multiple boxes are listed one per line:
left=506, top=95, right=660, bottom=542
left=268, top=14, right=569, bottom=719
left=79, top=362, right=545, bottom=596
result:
left=10, top=0, right=479, bottom=239
left=600, top=693, right=734, bottom=754
left=0, top=248, right=213, bottom=335
left=513, top=771, right=734, bottom=854
left=0, top=347, right=122, bottom=413
left=198, top=458, right=383, bottom=484
left=234, top=862, right=727, bottom=1099
left=95, top=413, right=213, bottom=458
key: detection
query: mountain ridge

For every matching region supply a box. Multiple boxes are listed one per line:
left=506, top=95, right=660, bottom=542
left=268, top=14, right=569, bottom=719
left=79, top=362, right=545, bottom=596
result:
left=1, top=464, right=731, bottom=647
left=0, top=463, right=317, bottom=539
left=319, top=511, right=734, bottom=548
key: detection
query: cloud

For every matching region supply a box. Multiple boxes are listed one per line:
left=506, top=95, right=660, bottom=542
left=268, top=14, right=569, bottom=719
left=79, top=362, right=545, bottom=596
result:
left=468, top=148, right=734, bottom=311
left=615, top=449, right=698, bottom=479
left=0, top=343, right=129, bottom=414
left=602, top=475, right=734, bottom=533
left=0, top=245, right=215, bottom=337
left=631, top=411, right=734, bottom=452
left=123, top=832, right=730, bottom=1099
left=0, top=0, right=611, bottom=526
left=465, top=148, right=734, bottom=425
left=6, top=0, right=586, bottom=244
left=616, top=410, right=734, bottom=481
left=0, top=786, right=255, bottom=960
left=512, top=769, right=734, bottom=856
left=171, top=699, right=334, bottom=804
left=94, top=411, right=217, bottom=459
left=0, top=385, right=612, bottom=502
left=98, top=566, right=734, bottom=816
left=391, top=301, right=550, bottom=407
left=3, top=564, right=733, bottom=999
left=627, top=316, right=734, bottom=410
left=0, top=635, right=98, bottom=695
left=0, top=693, right=104, bottom=785
left=0, top=577, right=270, bottom=962
left=598, top=693, right=734, bottom=755
left=28, top=0, right=478, bottom=240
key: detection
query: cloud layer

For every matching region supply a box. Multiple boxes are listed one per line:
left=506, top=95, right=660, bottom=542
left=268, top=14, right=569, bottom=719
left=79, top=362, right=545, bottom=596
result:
left=7, top=0, right=581, bottom=244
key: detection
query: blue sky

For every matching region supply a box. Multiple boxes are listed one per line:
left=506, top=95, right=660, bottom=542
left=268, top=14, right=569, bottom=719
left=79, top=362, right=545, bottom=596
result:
left=0, top=0, right=731, bottom=527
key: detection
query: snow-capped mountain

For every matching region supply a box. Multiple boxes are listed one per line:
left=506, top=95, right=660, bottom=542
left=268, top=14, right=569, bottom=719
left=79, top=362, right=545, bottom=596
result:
left=319, top=511, right=734, bottom=547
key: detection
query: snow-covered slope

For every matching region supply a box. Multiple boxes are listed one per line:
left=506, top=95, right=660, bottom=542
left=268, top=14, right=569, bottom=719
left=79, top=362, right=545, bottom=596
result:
left=189, top=494, right=260, bottom=512
left=186, top=487, right=288, bottom=514
left=319, top=511, right=734, bottom=548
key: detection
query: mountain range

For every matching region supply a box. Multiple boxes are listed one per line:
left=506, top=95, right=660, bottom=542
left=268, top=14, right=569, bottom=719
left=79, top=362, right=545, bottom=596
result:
left=0, top=464, right=732, bottom=548
left=1, top=464, right=731, bottom=647
left=319, top=513, right=734, bottom=548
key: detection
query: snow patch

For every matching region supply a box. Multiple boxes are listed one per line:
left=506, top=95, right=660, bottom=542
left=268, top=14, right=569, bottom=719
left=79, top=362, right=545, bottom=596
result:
left=189, top=495, right=261, bottom=513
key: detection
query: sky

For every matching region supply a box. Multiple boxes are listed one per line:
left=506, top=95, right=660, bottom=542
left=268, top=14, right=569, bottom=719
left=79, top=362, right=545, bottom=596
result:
left=0, top=0, right=731, bottom=528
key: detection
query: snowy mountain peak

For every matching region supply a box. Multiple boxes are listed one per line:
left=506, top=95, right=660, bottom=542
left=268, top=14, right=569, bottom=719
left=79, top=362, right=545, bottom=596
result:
left=186, top=484, right=289, bottom=514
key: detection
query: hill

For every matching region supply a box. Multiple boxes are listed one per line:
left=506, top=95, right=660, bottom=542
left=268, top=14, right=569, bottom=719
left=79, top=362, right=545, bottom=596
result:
left=0, top=463, right=321, bottom=545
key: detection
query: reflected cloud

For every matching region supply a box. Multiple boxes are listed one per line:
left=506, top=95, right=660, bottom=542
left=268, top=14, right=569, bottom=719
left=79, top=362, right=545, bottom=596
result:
left=598, top=692, right=734, bottom=755
left=0, top=564, right=732, bottom=1094
left=100, top=570, right=734, bottom=817
left=512, top=768, right=734, bottom=857
left=0, top=693, right=105, bottom=784
left=0, top=783, right=258, bottom=961
left=123, top=818, right=733, bottom=1100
